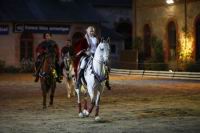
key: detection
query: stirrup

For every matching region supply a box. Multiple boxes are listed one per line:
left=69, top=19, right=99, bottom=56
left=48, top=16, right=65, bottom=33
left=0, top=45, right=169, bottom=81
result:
left=52, top=69, right=58, bottom=78
left=39, top=72, right=49, bottom=78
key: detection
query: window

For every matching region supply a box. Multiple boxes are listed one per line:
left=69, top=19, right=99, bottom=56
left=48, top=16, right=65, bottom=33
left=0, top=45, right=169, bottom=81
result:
left=167, top=21, right=177, bottom=60
left=20, top=32, right=33, bottom=61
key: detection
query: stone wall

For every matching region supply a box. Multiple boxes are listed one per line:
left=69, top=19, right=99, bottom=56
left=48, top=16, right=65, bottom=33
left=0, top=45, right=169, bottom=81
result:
left=133, top=0, right=200, bottom=63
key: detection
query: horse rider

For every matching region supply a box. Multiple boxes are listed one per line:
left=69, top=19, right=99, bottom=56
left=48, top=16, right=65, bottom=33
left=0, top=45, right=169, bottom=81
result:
left=60, top=39, right=74, bottom=72
left=73, top=26, right=97, bottom=89
left=34, top=32, right=62, bottom=83
left=74, top=26, right=111, bottom=90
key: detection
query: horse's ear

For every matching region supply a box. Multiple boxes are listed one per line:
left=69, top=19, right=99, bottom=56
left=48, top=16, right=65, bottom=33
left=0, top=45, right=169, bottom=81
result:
left=106, top=37, right=110, bottom=43
left=100, top=37, right=104, bottom=42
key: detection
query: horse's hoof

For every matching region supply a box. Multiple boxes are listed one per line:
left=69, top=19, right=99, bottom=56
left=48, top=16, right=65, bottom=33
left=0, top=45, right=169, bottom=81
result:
left=78, top=112, right=84, bottom=118
left=83, top=109, right=89, bottom=117
left=95, top=116, right=101, bottom=121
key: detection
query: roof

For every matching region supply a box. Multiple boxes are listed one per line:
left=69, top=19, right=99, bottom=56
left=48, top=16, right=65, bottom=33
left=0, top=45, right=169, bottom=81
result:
left=0, top=0, right=103, bottom=23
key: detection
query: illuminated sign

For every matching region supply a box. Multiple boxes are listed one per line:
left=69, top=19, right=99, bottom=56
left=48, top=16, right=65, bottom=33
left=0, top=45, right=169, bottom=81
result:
left=14, top=23, right=70, bottom=34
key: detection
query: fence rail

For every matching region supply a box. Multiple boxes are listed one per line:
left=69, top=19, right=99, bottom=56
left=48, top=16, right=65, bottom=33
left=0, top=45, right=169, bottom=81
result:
left=110, top=68, right=200, bottom=80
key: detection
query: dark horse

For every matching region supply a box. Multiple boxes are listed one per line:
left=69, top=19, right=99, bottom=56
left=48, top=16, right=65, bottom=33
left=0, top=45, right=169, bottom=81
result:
left=39, top=52, right=57, bottom=109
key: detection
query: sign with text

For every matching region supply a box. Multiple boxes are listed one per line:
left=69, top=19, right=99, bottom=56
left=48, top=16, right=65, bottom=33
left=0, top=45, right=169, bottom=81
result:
left=14, top=23, right=70, bottom=34
left=0, top=24, right=9, bottom=35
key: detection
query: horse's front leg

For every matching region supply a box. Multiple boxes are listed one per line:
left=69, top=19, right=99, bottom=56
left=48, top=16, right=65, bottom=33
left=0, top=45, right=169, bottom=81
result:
left=42, top=89, right=47, bottom=109
left=49, top=81, right=56, bottom=106
left=41, top=80, right=47, bottom=109
left=94, top=90, right=101, bottom=121
left=66, top=80, right=71, bottom=98
left=75, top=88, right=83, bottom=117
left=84, top=86, right=95, bottom=117
left=42, top=87, right=47, bottom=109
left=68, top=80, right=75, bottom=98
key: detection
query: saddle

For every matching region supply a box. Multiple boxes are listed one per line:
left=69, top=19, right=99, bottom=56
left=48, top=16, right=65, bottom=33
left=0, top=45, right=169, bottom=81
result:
left=78, top=56, right=93, bottom=86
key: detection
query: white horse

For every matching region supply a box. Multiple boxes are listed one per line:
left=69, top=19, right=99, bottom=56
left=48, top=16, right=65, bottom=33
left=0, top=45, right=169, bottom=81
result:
left=75, top=38, right=110, bottom=121
left=62, top=53, right=76, bottom=98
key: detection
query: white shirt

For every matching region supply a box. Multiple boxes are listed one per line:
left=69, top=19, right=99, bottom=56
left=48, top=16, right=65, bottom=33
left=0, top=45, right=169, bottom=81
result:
left=85, top=34, right=98, bottom=54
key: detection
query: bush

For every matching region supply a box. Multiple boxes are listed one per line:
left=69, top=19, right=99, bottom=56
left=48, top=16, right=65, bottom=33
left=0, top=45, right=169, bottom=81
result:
left=0, top=60, right=6, bottom=72
left=143, top=36, right=168, bottom=71
left=186, top=60, right=200, bottom=72
left=144, top=58, right=168, bottom=71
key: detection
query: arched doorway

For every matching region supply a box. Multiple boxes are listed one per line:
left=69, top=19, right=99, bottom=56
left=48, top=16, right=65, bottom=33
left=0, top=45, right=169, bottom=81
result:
left=195, top=16, right=200, bottom=61
left=167, top=21, right=177, bottom=61
left=115, top=18, right=132, bottom=50
left=72, top=32, right=84, bottom=48
left=143, top=24, right=151, bottom=59
left=20, top=32, right=33, bottom=61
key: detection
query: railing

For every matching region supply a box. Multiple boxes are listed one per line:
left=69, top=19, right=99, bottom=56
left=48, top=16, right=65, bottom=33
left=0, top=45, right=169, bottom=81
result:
left=110, top=68, right=200, bottom=80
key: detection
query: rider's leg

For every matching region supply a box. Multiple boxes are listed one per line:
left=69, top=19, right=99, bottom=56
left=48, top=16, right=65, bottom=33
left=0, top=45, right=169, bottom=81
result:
left=76, top=57, right=87, bottom=89
left=55, top=62, right=62, bottom=83
left=34, top=55, right=42, bottom=82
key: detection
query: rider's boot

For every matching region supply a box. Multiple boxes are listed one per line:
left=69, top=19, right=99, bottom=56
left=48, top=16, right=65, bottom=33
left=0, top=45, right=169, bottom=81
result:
left=34, top=61, right=40, bottom=82
left=55, top=62, right=62, bottom=83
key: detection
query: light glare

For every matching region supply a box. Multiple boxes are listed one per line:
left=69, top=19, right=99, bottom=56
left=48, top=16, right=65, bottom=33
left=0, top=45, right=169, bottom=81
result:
left=166, top=0, right=174, bottom=4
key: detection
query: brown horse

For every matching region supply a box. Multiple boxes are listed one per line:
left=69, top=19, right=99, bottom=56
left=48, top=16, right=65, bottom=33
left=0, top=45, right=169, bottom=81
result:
left=39, top=52, right=57, bottom=109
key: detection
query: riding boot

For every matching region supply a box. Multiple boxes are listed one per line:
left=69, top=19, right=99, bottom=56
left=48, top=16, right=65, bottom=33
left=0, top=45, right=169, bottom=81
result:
left=55, top=62, right=62, bottom=83
left=34, top=61, right=41, bottom=82
left=76, top=69, right=84, bottom=89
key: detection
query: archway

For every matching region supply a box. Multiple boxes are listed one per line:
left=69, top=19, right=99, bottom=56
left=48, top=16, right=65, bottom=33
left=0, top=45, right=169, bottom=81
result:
left=143, top=24, right=151, bottom=59
left=167, top=21, right=177, bottom=61
left=115, top=18, right=132, bottom=49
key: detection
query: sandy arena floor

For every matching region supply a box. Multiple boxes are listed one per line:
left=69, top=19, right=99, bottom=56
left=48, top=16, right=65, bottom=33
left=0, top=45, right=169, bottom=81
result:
left=0, top=73, right=200, bottom=133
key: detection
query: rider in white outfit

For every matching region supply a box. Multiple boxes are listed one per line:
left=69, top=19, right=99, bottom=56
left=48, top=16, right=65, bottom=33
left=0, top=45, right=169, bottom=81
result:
left=76, top=26, right=98, bottom=89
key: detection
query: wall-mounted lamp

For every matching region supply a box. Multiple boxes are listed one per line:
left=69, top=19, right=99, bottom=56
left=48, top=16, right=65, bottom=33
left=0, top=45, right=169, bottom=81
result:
left=166, top=0, right=174, bottom=4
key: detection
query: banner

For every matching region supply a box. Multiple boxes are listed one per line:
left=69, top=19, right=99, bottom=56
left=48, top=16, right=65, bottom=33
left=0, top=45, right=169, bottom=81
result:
left=14, top=23, right=70, bottom=34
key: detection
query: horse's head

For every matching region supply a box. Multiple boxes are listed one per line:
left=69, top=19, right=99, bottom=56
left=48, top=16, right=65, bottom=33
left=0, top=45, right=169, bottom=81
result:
left=42, top=52, right=56, bottom=75
left=63, top=53, right=73, bottom=69
left=95, top=37, right=110, bottom=65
